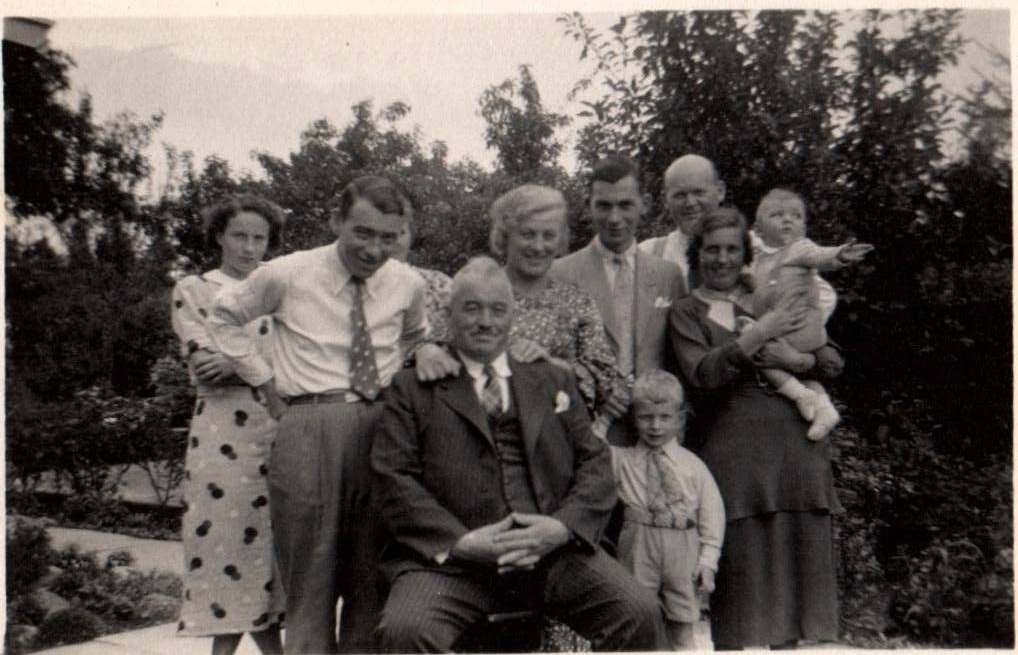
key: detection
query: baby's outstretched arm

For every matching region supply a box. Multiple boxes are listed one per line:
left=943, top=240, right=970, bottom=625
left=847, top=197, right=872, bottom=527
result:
left=836, top=238, right=875, bottom=265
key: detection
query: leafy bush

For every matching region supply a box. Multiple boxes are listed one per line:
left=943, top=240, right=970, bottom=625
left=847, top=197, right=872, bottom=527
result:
left=47, top=545, right=182, bottom=632
left=34, top=607, right=107, bottom=648
left=6, top=516, right=52, bottom=597
left=832, top=411, right=1014, bottom=647
left=9, top=593, right=48, bottom=627
left=7, top=355, right=192, bottom=528
left=889, top=538, right=1013, bottom=646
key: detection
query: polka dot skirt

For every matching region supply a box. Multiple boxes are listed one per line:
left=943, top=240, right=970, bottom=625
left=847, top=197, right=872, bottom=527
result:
left=178, top=386, right=285, bottom=637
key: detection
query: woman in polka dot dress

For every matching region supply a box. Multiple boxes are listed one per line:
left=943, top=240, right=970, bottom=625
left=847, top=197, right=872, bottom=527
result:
left=171, top=195, right=286, bottom=655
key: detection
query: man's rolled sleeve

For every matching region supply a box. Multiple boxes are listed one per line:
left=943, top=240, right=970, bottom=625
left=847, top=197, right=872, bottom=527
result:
left=399, top=275, right=432, bottom=356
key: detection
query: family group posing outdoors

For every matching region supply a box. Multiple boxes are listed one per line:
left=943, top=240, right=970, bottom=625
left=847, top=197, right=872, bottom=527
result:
left=170, top=153, right=873, bottom=654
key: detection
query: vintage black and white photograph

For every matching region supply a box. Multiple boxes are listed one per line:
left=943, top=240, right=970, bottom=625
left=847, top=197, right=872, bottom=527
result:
left=4, top=2, right=1012, bottom=653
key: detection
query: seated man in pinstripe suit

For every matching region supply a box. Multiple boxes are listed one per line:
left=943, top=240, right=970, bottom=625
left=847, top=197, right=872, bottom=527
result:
left=371, top=256, right=666, bottom=652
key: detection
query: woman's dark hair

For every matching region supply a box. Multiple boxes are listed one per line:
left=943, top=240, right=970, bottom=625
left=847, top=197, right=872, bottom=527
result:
left=203, top=194, right=286, bottom=251
left=333, top=175, right=413, bottom=223
left=686, top=206, right=753, bottom=273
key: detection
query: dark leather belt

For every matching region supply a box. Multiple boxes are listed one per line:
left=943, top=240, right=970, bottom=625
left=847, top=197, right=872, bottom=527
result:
left=288, top=391, right=363, bottom=405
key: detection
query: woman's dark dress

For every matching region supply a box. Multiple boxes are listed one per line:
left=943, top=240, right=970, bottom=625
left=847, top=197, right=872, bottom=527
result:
left=670, top=292, right=841, bottom=647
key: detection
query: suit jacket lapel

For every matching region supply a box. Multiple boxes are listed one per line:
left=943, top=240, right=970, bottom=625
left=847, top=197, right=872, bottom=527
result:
left=438, top=369, right=493, bottom=446
left=510, top=361, right=546, bottom=458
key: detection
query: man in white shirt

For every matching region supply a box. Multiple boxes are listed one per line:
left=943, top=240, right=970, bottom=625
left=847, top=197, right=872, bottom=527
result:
left=371, top=256, right=666, bottom=652
left=639, top=154, right=726, bottom=285
left=208, top=176, right=455, bottom=654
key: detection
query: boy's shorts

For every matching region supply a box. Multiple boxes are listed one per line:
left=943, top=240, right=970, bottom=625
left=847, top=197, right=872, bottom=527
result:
left=619, top=518, right=701, bottom=623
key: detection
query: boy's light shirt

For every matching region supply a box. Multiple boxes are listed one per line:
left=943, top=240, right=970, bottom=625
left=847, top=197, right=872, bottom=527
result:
left=607, top=438, right=725, bottom=571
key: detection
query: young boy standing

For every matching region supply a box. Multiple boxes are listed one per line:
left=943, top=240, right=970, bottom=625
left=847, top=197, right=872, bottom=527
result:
left=598, top=369, right=725, bottom=650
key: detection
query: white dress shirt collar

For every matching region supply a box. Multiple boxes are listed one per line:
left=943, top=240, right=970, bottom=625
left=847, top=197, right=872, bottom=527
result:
left=331, top=242, right=398, bottom=298
left=459, top=351, right=512, bottom=380
left=458, top=351, right=511, bottom=411
left=593, top=236, right=637, bottom=267
left=635, top=437, right=683, bottom=463
left=202, top=268, right=238, bottom=287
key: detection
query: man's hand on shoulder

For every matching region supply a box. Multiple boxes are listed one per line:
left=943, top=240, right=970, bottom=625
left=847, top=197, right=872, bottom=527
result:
left=414, top=343, right=461, bottom=381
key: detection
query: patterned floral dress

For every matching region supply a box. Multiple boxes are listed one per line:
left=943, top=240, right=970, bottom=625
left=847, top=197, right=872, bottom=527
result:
left=171, top=269, right=285, bottom=637
left=413, top=266, right=453, bottom=344
left=510, top=278, right=618, bottom=414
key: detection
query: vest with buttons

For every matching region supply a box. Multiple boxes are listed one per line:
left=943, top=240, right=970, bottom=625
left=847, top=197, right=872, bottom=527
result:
left=489, top=388, right=540, bottom=514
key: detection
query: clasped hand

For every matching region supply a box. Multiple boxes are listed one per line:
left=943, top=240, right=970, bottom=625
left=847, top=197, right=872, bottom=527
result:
left=451, top=513, right=570, bottom=575
left=191, top=350, right=236, bottom=384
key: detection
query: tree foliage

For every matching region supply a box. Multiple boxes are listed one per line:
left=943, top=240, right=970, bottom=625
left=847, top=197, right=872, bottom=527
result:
left=478, top=64, right=571, bottom=178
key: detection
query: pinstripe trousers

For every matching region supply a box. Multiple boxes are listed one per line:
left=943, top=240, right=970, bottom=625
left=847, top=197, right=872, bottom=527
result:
left=269, top=401, right=383, bottom=654
left=376, top=546, right=666, bottom=652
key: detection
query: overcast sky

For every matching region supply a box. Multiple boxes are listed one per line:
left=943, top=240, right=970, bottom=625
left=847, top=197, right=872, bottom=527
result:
left=14, top=3, right=1015, bottom=186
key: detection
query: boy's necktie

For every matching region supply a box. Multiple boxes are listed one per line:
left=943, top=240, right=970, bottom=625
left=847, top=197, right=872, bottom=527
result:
left=646, top=447, right=692, bottom=529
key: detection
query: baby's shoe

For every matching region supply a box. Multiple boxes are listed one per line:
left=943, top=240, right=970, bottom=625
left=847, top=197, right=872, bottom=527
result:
left=808, top=394, right=840, bottom=441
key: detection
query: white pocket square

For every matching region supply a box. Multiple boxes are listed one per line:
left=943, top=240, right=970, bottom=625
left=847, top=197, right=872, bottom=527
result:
left=554, top=390, right=571, bottom=413
left=654, top=296, right=672, bottom=308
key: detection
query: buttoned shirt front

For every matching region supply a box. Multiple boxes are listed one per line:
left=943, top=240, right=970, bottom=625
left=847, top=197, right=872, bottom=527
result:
left=208, top=243, right=429, bottom=397
left=639, top=229, right=694, bottom=283
left=608, top=439, right=725, bottom=571
left=460, top=351, right=512, bottom=413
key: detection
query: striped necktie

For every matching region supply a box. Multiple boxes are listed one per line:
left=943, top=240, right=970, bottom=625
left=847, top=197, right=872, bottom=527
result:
left=480, top=364, right=503, bottom=418
left=613, top=254, right=635, bottom=376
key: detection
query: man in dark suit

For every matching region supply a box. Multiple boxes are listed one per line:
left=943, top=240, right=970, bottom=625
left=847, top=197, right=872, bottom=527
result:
left=371, top=256, right=666, bottom=652
left=552, top=155, right=687, bottom=445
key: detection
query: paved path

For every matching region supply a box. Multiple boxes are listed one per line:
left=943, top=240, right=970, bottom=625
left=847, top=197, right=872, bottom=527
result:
left=48, top=528, right=183, bottom=575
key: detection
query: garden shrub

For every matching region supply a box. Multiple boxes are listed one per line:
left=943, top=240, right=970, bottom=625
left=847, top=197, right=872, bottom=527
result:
left=48, top=545, right=183, bottom=631
left=34, top=607, right=107, bottom=648
left=6, top=516, right=52, bottom=597
left=7, top=355, right=192, bottom=530
left=9, top=593, right=48, bottom=627
left=832, top=404, right=1014, bottom=647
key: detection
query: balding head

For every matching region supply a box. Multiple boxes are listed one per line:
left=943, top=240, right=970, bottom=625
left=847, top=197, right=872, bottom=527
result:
left=662, top=155, right=725, bottom=237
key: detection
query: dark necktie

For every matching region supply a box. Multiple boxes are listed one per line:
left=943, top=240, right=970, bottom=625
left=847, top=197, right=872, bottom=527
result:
left=480, top=364, right=503, bottom=418
left=349, top=277, right=381, bottom=400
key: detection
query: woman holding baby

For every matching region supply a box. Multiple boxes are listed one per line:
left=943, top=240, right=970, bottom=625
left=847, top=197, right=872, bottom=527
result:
left=669, top=205, right=849, bottom=650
